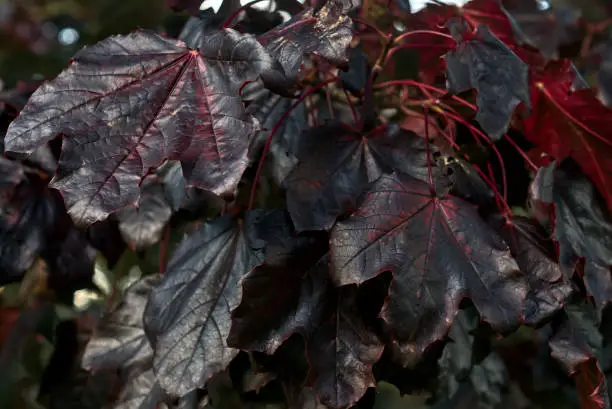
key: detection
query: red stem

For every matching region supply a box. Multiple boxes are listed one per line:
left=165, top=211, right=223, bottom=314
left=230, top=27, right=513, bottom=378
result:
left=248, top=78, right=338, bottom=210
left=503, top=133, right=537, bottom=172
left=342, top=88, right=359, bottom=125
left=375, top=79, right=478, bottom=111
left=394, top=30, right=455, bottom=44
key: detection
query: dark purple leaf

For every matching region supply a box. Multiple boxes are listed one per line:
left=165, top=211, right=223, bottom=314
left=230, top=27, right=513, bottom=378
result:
left=0, top=157, right=93, bottom=289
left=4, top=29, right=286, bottom=225
left=530, top=161, right=612, bottom=317
left=495, top=216, right=574, bottom=325
left=306, top=286, right=384, bottom=409
left=83, top=275, right=161, bottom=372
left=227, top=236, right=329, bottom=354
left=116, top=175, right=172, bottom=250
left=282, top=124, right=445, bottom=231
left=330, top=172, right=527, bottom=362
left=444, top=18, right=530, bottom=140
left=257, top=0, right=353, bottom=84
left=143, top=212, right=272, bottom=396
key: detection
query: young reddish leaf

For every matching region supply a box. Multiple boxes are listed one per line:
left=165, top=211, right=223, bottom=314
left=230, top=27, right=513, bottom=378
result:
left=257, top=0, right=353, bottom=84
left=282, top=124, right=444, bottom=231
left=306, top=286, right=384, bottom=409
left=523, top=62, right=612, bottom=213
left=549, top=304, right=611, bottom=409
left=116, top=175, right=172, bottom=251
left=4, top=29, right=283, bottom=226
left=143, top=211, right=276, bottom=397
left=444, top=18, right=530, bottom=140
left=83, top=275, right=161, bottom=372
left=228, top=236, right=329, bottom=354
left=402, top=0, right=522, bottom=83
left=495, top=216, right=573, bottom=325
left=330, top=172, right=527, bottom=361
left=530, top=162, right=612, bottom=317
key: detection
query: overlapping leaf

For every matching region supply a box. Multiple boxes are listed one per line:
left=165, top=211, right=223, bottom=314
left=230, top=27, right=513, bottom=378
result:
left=282, top=124, right=444, bottom=231
left=495, top=216, right=573, bottom=325
left=530, top=161, right=612, bottom=317
left=143, top=211, right=278, bottom=396
left=257, top=0, right=353, bottom=84
left=306, top=286, right=384, bottom=409
left=523, top=61, right=612, bottom=213
left=228, top=234, right=329, bottom=354
left=331, top=172, right=527, bottom=361
left=444, top=18, right=530, bottom=140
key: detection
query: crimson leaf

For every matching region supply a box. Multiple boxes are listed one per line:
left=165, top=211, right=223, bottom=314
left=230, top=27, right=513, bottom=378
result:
left=4, top=29, right=283, bottom=226
left=257, top=0, right=353, bottom=84
left=444, top=18, right=530, bottom=140
left=282, top=124, right=444, bottom=231
left=143, top=211, right=276, bottom=397
left=330, top=172, right=527, bottom=361
left=530, top=161, right=612, bottom=317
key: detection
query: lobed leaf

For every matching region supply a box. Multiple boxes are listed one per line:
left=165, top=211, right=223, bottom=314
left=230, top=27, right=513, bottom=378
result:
left=331, top=172, right=527, bottom=362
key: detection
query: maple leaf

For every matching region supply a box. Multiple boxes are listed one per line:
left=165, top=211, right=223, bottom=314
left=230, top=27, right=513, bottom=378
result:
left=444, top=18, right=530, bottom=140
left=523, top=61, right=612, bottom=213
left=495, top=216, right=573, bottom=325
left=330, top=172, right=527, bottom=361
left=530, top=161, right=612, bottom=317
left=401, top=0, right=523, bottom=83
left=306, top=285, right=384, bottom=409
left=282, top=124, right=445, bottom=231
left=4, top=29, right=286, bottom=226
left=229, top=238, right=382, bottom=408
left=228, top=232, right=329, bottom=354
left=143, top=211, right=282, bottom=397
left=257, top=0, right=354, bottom=85
left=549, top=303, right=611, bottom=409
